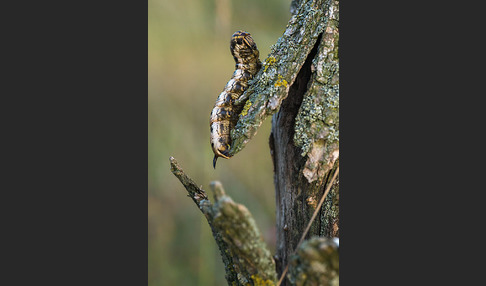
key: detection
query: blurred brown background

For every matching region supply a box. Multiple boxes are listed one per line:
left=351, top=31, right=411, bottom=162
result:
left=148, top=0, right=292, bottom=284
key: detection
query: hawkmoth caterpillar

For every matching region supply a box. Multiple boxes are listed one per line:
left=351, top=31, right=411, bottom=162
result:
left=210, top=30, right=262, bottom=168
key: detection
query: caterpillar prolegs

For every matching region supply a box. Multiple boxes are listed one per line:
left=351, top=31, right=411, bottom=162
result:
left=210, top=30, right=262, bottom=168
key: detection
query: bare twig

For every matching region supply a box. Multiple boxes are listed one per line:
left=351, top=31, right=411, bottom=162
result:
left=169, top=156, right=277, bottom=285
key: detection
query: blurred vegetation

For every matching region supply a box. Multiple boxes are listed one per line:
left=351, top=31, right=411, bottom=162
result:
left=148, top=0, right=292, bottom=285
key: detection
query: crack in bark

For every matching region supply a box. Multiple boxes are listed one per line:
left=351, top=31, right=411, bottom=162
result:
left=229, top=0, right=330, bottom=157
left=272, top=33, right=323, bottom=280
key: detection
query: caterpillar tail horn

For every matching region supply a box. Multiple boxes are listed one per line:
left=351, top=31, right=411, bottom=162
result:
left=213, top=155, right=218, bottom=169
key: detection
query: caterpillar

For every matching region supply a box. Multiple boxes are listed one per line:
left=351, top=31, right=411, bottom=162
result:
left=210, top=30, right=262, bottom=168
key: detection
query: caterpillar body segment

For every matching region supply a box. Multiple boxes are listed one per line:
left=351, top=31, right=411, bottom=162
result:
left=210, top=30, right=262, bottom=168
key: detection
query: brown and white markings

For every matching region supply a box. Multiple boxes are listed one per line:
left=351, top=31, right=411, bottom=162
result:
left=210, top=30, right=262, bottom=168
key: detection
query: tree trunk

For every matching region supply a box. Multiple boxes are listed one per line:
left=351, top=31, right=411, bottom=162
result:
left=270, top=1, right=339, bottom=283
left=170, top=0, right=339, bottom=285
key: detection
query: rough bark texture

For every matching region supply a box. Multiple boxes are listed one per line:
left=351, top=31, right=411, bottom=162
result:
left=169, top=0, right=339, bottom=285
left=228, top=0, right=331, bottom=157
left=270, top=0, right=339, bottom=284
left=170, top=157, right=277, bottom=285
left=287, top=237, right=339, bottom=286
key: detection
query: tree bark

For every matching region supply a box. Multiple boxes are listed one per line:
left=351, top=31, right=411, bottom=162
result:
left=270, top=1, right=339, bottom=284
left=169, top=0, right=339, bottom=285
left=170, top=157, right=277, bottom=285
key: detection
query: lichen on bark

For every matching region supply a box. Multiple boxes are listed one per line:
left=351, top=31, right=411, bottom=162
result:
left=169, top=0, right=340, bottom=284
left=229, top=0, right=333, bottom=157
left=268, top=1, right=339, bottom=283
left=169, top=157, right=277, bottom=285
left=294, top=0, right=339, bottom=183
left=210, top=181, right=277, bottom=285
left=287, top=237, right=339, bottom=286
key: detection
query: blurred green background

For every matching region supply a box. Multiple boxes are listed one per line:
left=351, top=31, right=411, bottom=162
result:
left=148, top=0, right=292, bottom=285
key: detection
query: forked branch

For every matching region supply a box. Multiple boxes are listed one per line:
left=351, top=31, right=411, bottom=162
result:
left=169, top=157, right=277, bottom=285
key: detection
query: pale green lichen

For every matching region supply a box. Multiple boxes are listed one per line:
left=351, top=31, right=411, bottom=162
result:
left=170, top=159, right=277, bottom=285
left=229, top=0, right=330, bottom=157
left=294, top=86, right=339, bottom=157
left=211, top=184, right=277, bottom=284
left=294, top=0, right=339, bottom=159
left=287, top=236, right=339, bottom=286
